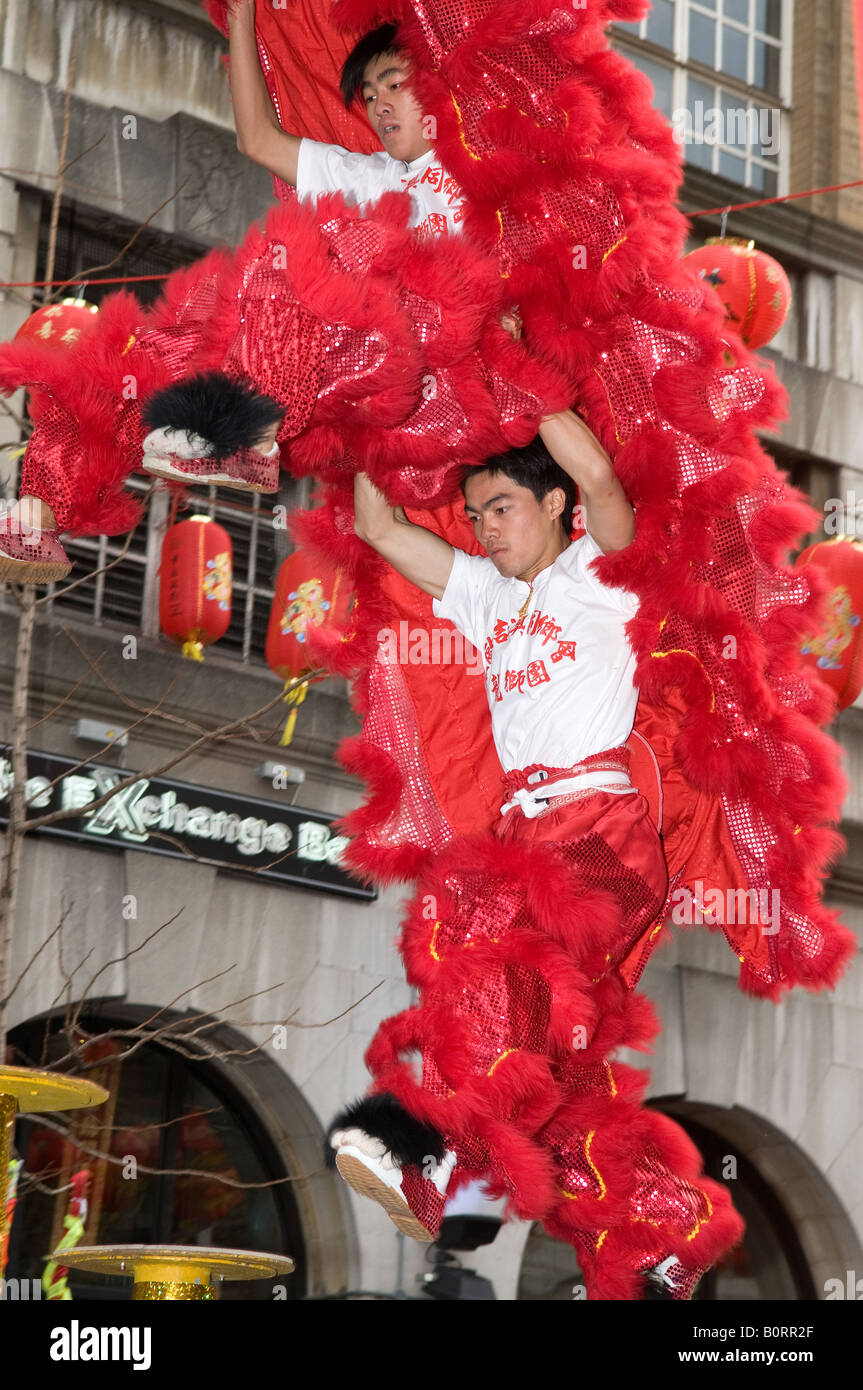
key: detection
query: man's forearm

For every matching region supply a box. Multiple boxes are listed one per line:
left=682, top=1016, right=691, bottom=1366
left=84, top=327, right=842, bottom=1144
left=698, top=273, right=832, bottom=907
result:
left=352, top=473, right=455, bottom=598
left=228, top=4, right=282, bottom=155
left=540, top=408, right=634, bottom=551
left=538, top=409, right=614, bottom=492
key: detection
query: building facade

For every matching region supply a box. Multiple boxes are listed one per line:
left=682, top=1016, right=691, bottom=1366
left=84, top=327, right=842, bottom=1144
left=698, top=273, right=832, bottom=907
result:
left=0, top=0, right=861, bottom=1300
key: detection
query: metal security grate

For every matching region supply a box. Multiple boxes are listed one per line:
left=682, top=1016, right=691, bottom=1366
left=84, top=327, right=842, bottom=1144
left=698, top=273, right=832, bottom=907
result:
left=40, top=475, right=308, bottom=667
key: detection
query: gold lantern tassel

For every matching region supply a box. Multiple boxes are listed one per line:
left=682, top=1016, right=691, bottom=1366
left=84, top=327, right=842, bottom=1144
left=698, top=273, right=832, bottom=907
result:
left=279, top=680, right=308, bottom=746
left=181, top=637, right=205, bottom=662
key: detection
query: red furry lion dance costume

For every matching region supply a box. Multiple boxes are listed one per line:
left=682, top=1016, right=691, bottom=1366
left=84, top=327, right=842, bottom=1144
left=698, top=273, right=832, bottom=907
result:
left=0, top=0, right=855, bottom=1299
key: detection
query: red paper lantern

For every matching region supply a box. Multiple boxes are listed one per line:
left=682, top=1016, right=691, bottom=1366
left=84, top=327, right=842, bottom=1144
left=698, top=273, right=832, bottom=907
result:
left=266, top=549, right=355, bottom=743
left=682, top=237, right=792, bottom=348
left=14, top=297, right=100, bottom=350
left=795, top=537, right=863, bottom=711
left=159, top=515, right=233, bottom=661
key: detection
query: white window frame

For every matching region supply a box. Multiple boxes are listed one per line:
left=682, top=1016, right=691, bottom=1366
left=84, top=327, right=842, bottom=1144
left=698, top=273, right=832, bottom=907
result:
left=611, top=0, right=793, bottom=196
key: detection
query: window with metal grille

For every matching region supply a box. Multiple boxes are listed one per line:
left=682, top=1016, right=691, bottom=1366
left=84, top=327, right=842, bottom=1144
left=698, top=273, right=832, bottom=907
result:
left=26, top=195, right=309, bottom=666
left=33, top=194, right=204, bottom=309
left=147, top=477, right=308, bottom=664
left=40, top=473, right=309, bottom=666
left=612, top=0, right=788, bottom=196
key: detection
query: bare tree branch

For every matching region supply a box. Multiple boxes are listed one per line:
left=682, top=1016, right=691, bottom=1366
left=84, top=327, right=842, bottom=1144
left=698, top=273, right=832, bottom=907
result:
left=25, top=668, right=98, bottom=732
left=29, top=1114, right=326, bottom=1188
left=53, top=624, right=218, bottom=740
left=0, top=399, right=28, bottom=433
left=1, top=906, right=72, bottom=1009
left=51, top=177, right=192, bottom=301
left=69, top=907, right=186, bottom=1031
left=34, top=513, right=145, bottom=608
left=15, top=669, right=319, bottom=835
left=0, top=133, right=108, bottom=191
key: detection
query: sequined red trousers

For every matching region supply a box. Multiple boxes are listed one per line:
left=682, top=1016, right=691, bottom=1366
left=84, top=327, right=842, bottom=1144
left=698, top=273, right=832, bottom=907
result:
left=365, top=748, right=745, bottom=1300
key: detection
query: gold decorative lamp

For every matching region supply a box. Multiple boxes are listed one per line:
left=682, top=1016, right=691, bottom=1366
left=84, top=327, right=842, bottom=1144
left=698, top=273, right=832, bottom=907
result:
left=54, top=1245, right=295, bottom=1299
left=0, top=1065, right=109, bottom=1249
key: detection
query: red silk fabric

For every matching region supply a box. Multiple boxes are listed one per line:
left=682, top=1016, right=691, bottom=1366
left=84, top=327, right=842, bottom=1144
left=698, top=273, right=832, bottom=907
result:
left=253, top=0, right=379, bottom=152
left=204, top=0, right=379, bottom=159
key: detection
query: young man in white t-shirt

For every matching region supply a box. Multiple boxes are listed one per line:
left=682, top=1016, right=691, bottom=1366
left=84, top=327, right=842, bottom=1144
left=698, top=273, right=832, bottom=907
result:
left=227, top=2, right=465, bottom=238
left=327, top=411, right=702, bottom=1299
left=131, top=7, right=478, bottom=511
left=353, top=405, right=640, bottom=790
left=0, top=9, right=493, bottom=580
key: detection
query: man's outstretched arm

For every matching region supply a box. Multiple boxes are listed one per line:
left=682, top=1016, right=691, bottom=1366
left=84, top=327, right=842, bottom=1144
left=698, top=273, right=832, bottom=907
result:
left=228, top=0, right=302, bottom=185
left=354, top=472, right=455, bottom=601
left=539, top=408, right=635, bottom=553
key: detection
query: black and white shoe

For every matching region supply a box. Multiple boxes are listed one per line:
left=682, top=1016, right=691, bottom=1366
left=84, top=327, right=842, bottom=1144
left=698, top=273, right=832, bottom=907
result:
left=641, top=1255, right=694, bottom=1300
left=141, top=427, right=281, bottom=493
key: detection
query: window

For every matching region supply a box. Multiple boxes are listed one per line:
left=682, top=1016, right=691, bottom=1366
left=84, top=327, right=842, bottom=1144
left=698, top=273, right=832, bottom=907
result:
left=40, top=473, right=309, bottom=667
left=19, top=195, right=310, bottom=668
left=32, top=194, right=204, bottom=311
left=615, top=0, right=676, bottom=51
left=5, top=1014, right=306, bottom=1300
left=630, top=52, right=676, bottom=121
left=611, top=0, right=789, bottom=195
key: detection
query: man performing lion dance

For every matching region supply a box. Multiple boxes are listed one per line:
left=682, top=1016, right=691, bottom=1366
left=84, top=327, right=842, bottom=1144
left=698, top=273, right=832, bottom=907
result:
left=0, top=0, right=855, bottom=1300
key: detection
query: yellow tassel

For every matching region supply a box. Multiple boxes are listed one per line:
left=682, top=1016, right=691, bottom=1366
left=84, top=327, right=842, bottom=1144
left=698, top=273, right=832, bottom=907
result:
left=181, top=638, right=205, bottom=662
left=279, top=679, right=308, bottom=747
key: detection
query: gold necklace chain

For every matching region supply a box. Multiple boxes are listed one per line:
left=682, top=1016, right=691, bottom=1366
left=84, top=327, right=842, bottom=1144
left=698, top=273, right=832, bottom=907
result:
left=516, top=582, right=534, bottom=622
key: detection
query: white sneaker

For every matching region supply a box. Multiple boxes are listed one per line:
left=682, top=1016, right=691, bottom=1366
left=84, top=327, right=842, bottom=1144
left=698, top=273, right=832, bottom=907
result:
left=330, top=1127, right=457, bottom=1242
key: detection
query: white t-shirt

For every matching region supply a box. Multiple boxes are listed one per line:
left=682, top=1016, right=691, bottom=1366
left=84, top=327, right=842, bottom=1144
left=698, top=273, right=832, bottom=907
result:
left=432, top=531, right=640, bottom=773
left=295, top=139, right=465, bottom=239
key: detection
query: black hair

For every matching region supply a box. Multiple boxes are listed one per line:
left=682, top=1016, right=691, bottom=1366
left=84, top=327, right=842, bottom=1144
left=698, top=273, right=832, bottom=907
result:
left=460, top=438, right=577, bottom=535
left=340, top=24, right=402, bottom=109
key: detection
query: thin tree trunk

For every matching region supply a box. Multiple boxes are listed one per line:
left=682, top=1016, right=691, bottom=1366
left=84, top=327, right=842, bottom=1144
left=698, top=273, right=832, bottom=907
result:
left=0, top=35, right=76, bottom=1056
left=0, top=588, right=35, bottom=1054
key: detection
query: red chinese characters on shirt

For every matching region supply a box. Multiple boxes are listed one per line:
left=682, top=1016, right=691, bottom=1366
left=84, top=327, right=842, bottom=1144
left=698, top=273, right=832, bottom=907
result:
left=490, top=660, right=554, bottom=703
left=403, top=165, right=463, bottom=203
left=483, top=608, right=576, bottom=702
left=402, top=165, right=465, bottom=239
left=414, top=212, right=449, bottom=240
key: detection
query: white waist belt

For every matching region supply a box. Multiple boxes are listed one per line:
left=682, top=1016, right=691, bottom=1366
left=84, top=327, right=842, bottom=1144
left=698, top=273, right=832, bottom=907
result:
left=500, top=768, right=636, bottom=819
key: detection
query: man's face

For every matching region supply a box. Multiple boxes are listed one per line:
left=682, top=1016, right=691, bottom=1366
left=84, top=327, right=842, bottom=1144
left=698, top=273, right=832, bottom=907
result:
left=462, top=471, right=567, bottom=579
left=361, top=51, right=431, bottom=164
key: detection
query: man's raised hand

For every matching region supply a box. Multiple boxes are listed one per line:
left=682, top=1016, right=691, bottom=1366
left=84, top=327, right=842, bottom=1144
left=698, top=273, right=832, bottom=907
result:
left=229, top=0, right=302, bottom=186
left=353, top=472, right=455, bottom=601
left=539, top=408, right=634, bottom=553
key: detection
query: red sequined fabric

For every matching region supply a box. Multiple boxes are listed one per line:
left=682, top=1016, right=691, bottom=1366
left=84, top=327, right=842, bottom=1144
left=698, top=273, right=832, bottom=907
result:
left=19, top=402, right=81, bottom=533
left=362, top=652, right=455, bottom=852
left=221, top=250, right=326, bottom=438
left=365, top=780, right=739, bottom=1297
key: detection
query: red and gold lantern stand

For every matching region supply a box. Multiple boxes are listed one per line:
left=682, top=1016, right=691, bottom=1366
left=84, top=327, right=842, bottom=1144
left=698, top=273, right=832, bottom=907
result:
left=682, top=236, right=792, bottom=348
left=159, top=514, right=233, bottom=661
left=54, top=1244, right=294, bottom=1300
left=265, top=549, right=355, bottom=745
left=794, top=535, right=863, bottom=714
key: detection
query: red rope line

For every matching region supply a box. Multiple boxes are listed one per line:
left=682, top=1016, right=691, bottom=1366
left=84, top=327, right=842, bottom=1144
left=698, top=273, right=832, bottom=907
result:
left=0, top=272, right=171, bottom=288
left=687, top=178, right=863, bottom=218
left=0, top=178, right=861, bottom=290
